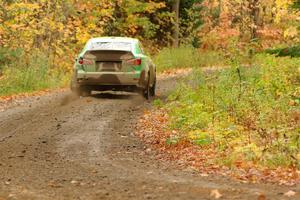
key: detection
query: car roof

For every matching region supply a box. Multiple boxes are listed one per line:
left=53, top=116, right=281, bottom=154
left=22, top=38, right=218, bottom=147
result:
left=88, top=37, right=139, bottom=44
left=83, top=37, right=139, bottom=52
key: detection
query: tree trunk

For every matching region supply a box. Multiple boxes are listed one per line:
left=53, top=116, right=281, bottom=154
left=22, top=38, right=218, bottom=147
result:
left=172, top=0, right=180, bottom=48
left=250, top=0, right=260, bottom=40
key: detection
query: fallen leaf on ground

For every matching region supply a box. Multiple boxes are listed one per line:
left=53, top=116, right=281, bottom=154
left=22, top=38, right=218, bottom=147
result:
left=200, top=173, right=209, bottom=177
left=257, top=194, right=266, bottom=200
left=135, top=108, right=300, bottom=185
left=48, top=181, right=62, bottom=188
left=70, top=180, right=79, bottom=185
left=210, top=189, right=222, bottom=199
left=284, top=190, right=296, bottom=197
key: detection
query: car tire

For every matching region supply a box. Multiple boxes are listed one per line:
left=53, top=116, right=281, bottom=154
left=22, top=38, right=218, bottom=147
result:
left=71, top=73, right=91, bottom=97
left=150, top=77, right=156, bottom=97
left=74, top=86, right=91, bottom=97
left=143, top=76, right=151, bottom=100
left=81, top=89, right=91, bottom=97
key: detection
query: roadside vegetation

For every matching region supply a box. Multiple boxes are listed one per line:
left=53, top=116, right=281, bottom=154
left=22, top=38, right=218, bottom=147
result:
left=0, top=49, right=68, bottom=96
left=162, top=53, right=300, bottom=168
left=154, top=47, right=226, bottom=72
left=137, top=51, right=300, bottom=184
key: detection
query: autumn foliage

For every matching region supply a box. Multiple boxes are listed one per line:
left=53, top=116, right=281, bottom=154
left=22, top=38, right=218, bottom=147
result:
left=137, top=53, right=300, bottom=185
left=0, top=0, right=203, bottom=96
left=0, top=0, right=169, bottom=95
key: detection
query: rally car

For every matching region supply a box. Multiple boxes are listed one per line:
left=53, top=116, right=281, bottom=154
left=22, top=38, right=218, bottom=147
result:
left=71, top=37, right=156, bottom=99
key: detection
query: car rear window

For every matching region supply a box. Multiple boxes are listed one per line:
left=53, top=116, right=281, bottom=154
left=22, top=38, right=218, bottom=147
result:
left=84, top=50, right=134, bottom=61
left=91, top=42, right=132, bottom=51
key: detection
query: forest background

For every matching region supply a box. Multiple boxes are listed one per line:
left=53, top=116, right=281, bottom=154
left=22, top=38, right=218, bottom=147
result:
left=0, top=0, right=299, bottom=96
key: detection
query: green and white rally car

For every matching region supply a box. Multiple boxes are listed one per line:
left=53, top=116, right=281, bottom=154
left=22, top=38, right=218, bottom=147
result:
left=71, top=37, right=156, bottom=99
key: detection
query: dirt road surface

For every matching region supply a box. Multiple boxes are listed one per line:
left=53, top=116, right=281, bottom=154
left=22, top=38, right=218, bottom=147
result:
left=0, top=76, right=299, bottom=200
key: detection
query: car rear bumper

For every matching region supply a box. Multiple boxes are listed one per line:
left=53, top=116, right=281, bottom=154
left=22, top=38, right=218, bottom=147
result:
left=76, top=70, right=146, bottom=87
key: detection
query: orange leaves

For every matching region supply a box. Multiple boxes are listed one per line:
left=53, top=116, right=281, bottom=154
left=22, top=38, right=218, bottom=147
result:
left=1, top=0, right=171, bottom=56
left=201, top=0, right=300, bottom=49
left=135, top=106, right=300, bottom=186
left=257, top=194, right=266, bottom=200
left=1, top=0, right=114, bottom=57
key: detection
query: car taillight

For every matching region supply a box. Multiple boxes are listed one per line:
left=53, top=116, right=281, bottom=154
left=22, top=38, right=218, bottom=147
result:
left=78, top=58, right=83, bottom=65
left=78, top=57, right=93, bottom=65
left=127, top=58, right=142, bottom=66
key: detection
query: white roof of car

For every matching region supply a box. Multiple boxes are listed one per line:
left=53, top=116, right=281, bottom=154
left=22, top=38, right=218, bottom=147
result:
left=89, top=37, right=138, bottom=44
left=86, top=37, right=138, bottom=51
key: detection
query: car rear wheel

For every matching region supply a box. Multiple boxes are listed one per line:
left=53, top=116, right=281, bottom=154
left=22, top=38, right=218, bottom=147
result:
left=80, top=88, right=91, bottom=97
left=150, top=77, right=156, bottom=97
left=143, top=74, right=156, bottom=100
left=143, top=83, right=150, bottom=100
left=143, top=75, right=151, bottom=100
left=71, top=73, right=91, bottom=97
left=74, top=87, right=91, bottom=97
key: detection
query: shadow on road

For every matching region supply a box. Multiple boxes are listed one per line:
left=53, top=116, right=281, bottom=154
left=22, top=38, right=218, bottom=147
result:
left=91, top=91, right=138, bottom=100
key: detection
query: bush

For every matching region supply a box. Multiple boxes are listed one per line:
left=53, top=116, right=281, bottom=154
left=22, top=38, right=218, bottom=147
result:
left=165, top=54, right=300, bottom=168
left=154, top=47, right=226, bottom=72
left=265, top=46, right=300, bottom=58
left=0, top=47, right=24, bottom=72
left=0, top=50, right=69, bottom=96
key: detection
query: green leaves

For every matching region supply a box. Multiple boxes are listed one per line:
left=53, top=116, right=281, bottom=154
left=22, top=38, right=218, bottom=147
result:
left=165, top=53, right=300, bottom=168
left=188, top=130, right=212, bottom=146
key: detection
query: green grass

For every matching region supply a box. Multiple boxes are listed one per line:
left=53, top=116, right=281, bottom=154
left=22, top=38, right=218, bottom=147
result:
left=0, top=51, right=69, bottom=96
left=154, top=46, right=227, bottom=72
left=163, top=53, right=300, bottom=168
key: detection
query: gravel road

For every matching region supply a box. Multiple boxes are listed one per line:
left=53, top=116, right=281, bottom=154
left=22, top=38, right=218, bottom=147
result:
left=0, top=76, right=299, bottom=200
